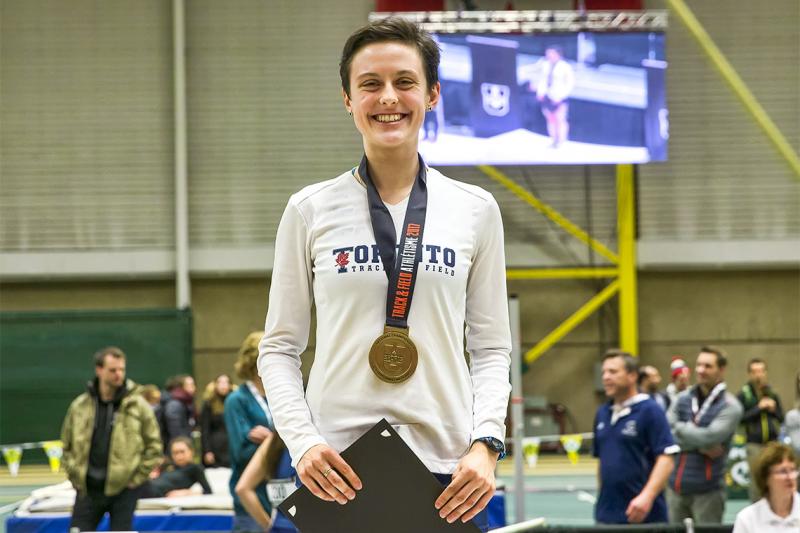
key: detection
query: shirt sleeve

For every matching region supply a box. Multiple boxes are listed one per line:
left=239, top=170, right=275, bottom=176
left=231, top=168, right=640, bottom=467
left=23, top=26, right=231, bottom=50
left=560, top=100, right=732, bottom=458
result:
left=258, top=198, right=327, bottom=467
left=193, top=465, right=213, bottom=494
left=466, top=195, right=512, bottom=443
left=674, top=395, right=743, bottom=449
left=646, top=403, right=680, bottom=456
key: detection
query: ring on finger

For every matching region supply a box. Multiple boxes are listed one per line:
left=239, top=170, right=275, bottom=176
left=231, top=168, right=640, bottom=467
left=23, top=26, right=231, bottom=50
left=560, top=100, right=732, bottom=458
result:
left=322, top=467, right=332, bottom=478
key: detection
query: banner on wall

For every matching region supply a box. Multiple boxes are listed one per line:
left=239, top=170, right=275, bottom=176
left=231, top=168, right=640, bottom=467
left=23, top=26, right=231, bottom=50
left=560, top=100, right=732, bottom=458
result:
left=42, top=441, right=63, bottom=473
left=522, top=437, right=541, bottom=468
left=2, top=446, right=23, bottom=476
left=726, top=434, right=749, bottom=500
left=560, top=434, right=583, bottom=465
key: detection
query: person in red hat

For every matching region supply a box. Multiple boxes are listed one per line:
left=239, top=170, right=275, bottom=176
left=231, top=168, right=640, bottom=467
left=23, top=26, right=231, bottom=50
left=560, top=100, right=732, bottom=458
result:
left=666, top=356, right=691, bottom=406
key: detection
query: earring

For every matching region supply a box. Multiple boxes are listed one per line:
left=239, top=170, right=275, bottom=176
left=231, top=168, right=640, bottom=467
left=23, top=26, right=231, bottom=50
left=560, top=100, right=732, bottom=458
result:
left=348, top=111, right=352, bottom=117
left=426, top=105, right=433, bottom=112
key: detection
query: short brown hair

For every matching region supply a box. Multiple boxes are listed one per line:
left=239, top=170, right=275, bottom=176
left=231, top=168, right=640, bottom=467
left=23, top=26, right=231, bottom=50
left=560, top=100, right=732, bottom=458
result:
left=165, top=374, right=192, bottom=391
left=93, top=346, right=126, bottom=367
left=753, top=442, right=797, bottom=496
left=234, top=331, right=264, bottom=381
left=169, top=436, right=194, bottom=454
left=602, top=348, right=638, bottom=375
left=699, top=345, right=727, bottom=368
left=339, top=17, right=440, bottom=97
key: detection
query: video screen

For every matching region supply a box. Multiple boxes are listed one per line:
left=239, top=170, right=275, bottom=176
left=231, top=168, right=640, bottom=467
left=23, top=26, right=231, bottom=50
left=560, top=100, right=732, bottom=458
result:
left=420, top=32, right=668, bottom=165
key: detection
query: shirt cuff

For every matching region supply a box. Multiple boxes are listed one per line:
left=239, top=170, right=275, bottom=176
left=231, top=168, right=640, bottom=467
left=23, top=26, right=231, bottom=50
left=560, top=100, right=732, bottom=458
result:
left=289, top=436, right=329, bottom=469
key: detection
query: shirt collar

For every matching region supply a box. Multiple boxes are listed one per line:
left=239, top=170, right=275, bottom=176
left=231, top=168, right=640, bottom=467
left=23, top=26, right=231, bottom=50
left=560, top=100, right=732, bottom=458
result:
left=609, top=393, right=649, bottom=425
left=756, top=493, right=800, bottom=526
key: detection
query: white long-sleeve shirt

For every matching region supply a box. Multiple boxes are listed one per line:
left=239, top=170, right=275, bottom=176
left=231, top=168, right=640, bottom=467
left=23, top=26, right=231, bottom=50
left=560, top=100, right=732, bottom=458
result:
left=258, top=166, right=512, bottom=474
left=536, top=59, right=575, bottom=103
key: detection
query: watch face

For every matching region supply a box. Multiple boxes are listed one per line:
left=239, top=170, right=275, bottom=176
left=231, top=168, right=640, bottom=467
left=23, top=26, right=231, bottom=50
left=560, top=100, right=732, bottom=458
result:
left=481, top=437, right=504, bottom=452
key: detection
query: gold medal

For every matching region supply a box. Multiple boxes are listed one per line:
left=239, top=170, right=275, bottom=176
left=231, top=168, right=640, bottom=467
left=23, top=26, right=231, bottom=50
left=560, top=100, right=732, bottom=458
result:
left=368, top=325, right=418, bottom=384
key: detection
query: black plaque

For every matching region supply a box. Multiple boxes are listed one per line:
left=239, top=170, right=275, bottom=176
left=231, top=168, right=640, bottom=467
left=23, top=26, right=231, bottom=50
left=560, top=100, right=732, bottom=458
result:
left=278, top=419, right=481, bottom=533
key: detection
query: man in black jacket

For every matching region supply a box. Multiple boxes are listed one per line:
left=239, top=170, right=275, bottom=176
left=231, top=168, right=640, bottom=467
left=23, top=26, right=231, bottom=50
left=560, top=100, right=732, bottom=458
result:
left=737, top=358, right=784, bottom=501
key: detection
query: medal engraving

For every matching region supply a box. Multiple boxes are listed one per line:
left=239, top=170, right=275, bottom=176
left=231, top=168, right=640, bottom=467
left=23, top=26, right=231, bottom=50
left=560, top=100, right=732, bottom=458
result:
left=369, top=326, right=418, bottom=383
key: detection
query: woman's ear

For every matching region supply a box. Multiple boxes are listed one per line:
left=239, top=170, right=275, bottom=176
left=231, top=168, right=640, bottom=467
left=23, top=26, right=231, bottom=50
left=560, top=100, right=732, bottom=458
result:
left=342, top=88, right=352, bottom=115
left=427, top=81, right=441, bottom=109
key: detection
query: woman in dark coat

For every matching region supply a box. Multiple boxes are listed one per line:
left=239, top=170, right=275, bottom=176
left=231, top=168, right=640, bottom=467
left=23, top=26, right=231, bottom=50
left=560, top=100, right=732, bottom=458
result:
left=199, top=373, right=234, bottom=467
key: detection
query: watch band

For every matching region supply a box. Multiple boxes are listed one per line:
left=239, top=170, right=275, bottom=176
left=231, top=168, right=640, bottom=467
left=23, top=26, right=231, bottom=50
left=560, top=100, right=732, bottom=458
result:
left=474, top=436, right=506, bottom=459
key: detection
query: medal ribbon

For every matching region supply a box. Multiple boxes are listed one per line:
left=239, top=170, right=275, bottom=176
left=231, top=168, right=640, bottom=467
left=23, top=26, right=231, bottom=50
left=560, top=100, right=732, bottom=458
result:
left=358, top=154, right=427, bottom=329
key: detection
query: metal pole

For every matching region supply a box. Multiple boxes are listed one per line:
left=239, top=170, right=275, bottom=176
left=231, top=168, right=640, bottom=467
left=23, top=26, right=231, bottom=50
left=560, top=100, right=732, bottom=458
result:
left=173, top=0, right=190, bottom=308
left=617, top=164, right=638, bottom=354
left=508, top=295, right=525, bottom=524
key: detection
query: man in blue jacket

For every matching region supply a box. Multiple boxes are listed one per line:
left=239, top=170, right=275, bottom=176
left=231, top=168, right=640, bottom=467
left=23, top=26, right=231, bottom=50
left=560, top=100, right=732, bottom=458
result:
left=667, top=346, right=743, bottom=524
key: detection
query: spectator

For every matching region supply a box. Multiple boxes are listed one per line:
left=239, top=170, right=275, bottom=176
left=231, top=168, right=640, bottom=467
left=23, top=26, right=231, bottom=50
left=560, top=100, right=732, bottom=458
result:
left=200, top=374, right=234, bottom=468
left=665, top=356, right=691, bottom=406
left=784, top=371, right=800, bottom=456
left=235, top=431, right=298, bottom=532
left=225, top=331, right=275, bottom=532
left=140, top=384, right=161, bottom=409
left=667, top=346, right=743, bottom=524
left=141, top=436, right=212, bottom=498
left=738, top=358, right=785, bottom=501
left=161, top=374, right=197, bottom=447
left=594, top=349, right=678, bottom=524
left=61, top=347, right=162, bottom=531
left=639, top=364, right=670, bottom=411
left=733, top=442, right=799, bottom=532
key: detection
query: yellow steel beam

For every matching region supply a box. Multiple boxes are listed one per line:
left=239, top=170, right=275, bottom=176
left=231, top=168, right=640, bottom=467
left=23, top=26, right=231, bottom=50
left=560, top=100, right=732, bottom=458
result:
left=479, top=165, right=619, bottom=264
left=525, top=279, right=621, bottom=364
left=506, top=267, right=618, bottom=280
left=667, top=0, right=800, bottom=179
left=617, top=165, right=638, bottom=355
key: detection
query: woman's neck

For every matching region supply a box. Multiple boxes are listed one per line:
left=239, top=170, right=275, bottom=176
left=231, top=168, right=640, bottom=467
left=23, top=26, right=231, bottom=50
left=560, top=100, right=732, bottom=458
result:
left=249, top=379, right=265, bottom=397
left=364, top=145, right=419, bottom=205
left=768, top=491, right=794, bottom=518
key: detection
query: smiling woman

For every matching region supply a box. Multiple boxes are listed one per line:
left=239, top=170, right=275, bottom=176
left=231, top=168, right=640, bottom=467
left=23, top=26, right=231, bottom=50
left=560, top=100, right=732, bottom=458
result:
left=257, top=17, right=512, bottom=532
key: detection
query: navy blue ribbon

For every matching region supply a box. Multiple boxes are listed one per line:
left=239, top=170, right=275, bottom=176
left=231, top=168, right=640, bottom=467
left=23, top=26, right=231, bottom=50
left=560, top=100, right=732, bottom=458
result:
left=358, top=154, right=428, bottom=329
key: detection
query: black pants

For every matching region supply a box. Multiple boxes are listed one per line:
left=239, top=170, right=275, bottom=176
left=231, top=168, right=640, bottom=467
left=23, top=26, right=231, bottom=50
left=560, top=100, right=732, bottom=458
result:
left=70, top=486, right=139, bottom=531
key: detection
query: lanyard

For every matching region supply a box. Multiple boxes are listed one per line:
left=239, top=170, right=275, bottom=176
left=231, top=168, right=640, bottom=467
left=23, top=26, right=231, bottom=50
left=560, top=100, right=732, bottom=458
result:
left=246, top=381, right=272, bottom=428
left=358, top=154, right=428, bottom=329
left=691, top=382, right=726, bottom=424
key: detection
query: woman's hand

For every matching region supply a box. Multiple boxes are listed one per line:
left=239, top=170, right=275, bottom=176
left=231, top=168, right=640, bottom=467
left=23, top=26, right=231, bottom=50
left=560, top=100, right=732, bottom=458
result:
left=248, top=425, right=272, bottom=444
left=435, top=442, right=498, bottom=524
left=297, top=444, right=362, bottom=505
left=204, top=452, right=216, bottom=465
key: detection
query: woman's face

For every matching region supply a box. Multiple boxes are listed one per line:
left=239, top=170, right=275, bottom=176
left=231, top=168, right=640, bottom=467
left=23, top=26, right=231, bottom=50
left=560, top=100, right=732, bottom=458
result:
left=182, top=376, right=196, bottom=396
left=343, top=42, right=439, bottom=155
left=215, top=375, right=231, bottom=396
left=171, top=442, right=193, bottom=467
left=766, top=458, right=798, bottom=499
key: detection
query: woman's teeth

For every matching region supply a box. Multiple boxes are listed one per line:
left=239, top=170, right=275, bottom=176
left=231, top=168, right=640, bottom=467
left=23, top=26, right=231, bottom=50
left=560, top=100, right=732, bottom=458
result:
left=375, top=114, right=402, bottom=123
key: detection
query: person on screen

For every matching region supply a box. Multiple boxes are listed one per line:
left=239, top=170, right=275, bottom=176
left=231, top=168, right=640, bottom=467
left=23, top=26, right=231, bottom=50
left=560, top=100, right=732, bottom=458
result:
left=258, top=17, right=511, bottom=532
left=534, top=45, right=575, bottom=148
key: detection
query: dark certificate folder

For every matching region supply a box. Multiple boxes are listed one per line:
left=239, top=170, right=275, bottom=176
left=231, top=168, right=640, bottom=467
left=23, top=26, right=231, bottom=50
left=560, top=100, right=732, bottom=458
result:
left=278, top=419, right=481, bottom=532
